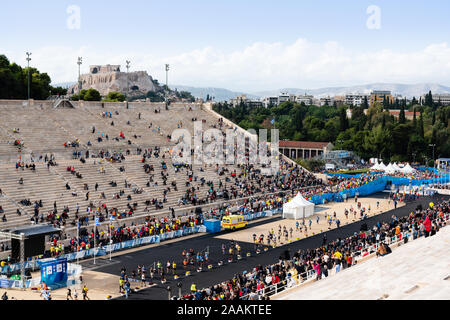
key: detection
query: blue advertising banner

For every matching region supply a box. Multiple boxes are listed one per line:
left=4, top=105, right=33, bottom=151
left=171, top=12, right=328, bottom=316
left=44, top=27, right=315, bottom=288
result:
left=39, top=258, right=68, bottom=290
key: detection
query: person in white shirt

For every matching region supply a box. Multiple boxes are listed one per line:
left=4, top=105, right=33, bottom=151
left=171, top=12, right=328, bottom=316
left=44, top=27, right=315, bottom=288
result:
left=265, top=274, right=272, bottom=286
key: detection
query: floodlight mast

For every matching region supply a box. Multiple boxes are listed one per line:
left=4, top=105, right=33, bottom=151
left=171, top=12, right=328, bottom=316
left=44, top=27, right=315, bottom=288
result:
left=77, top=57, right=83, bottom=96
left=126, top=60, right=131, bottom=109
left=26, top=52, right=32, bottom=101
left=165, top=64, right=170, bottom=109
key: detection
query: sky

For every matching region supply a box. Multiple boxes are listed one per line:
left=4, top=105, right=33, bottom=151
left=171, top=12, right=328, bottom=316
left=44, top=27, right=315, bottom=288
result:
left=1, top=0, right=450, bottom=92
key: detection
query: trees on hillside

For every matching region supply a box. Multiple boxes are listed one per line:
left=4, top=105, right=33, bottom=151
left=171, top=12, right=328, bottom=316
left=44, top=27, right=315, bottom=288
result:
left=0, top=54, right=62, bottom=100
left=104, top=91, right=126, bottom=102
left=213, top=96, right=450, bottom=163
left=70, top=88, right=101, bottom=101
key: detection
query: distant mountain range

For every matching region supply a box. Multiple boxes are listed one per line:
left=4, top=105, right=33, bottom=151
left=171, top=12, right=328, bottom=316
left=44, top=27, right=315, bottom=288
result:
left=53, top=82, right=76, bottom=88
left=254, top=83, right=450, bottom=99
left=55, top=82, right=450, bottom=102
left=170, top=85, right=259, bottom=102
left=172, top=83, right=450, bottom=101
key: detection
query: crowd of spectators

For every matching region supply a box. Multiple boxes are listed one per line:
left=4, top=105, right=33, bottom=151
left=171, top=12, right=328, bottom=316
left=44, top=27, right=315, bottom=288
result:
left=180, top=198, right=449, bottom=300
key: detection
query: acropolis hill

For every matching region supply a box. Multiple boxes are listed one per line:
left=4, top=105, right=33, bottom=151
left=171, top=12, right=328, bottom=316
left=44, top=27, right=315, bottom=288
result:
left=67, top=64, right=163, bottom=97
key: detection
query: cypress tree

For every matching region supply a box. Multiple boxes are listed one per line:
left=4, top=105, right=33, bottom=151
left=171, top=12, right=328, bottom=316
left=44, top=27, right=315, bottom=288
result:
left=399, top=105, right=406, bottom=124
left=418, top=112, right=424, bottom=139
left=339, top=107, right=348, bottom=131
left=362, top=96, right=369, bottom=109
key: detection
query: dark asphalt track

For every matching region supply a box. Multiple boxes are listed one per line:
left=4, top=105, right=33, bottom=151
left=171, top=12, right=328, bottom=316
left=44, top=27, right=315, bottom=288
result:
left=91, top=193, right=447, bottom=300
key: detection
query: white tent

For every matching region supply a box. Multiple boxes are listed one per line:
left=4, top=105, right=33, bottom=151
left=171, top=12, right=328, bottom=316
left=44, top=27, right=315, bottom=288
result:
left=283, top=193, right=315, bottom=220
left=392, top=163, right=402, bottom=172
left=378, top=162, right=387, bottom=171
left=385, top=163, right=396, bottom=174
left=370, top=160, right=380, bottom=171
left=401, top=163, right=416, bottom=174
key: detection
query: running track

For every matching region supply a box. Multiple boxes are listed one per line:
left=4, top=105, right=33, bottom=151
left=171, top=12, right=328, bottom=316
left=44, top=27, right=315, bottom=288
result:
left=89, top=193, right=447, bottom=300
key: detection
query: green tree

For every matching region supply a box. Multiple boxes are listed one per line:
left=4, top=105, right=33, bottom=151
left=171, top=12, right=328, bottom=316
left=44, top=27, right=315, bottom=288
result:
left=399, top=105, right=406, bottom=124
left=83, top=88, right=101, bottom=101
left=339, top=107, right=349, bottom=131
left=418, top=112, right=425, bottom=139
left=105, top=91, right=125, bottom=102
left=50, top=86, right=68, bottom=96
left=290, top=104, right=307, bottom=132
left=0, top=54, right=63, bottom=100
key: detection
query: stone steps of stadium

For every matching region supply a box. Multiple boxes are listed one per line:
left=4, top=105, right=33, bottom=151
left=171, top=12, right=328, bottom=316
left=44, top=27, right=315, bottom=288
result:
left=0, top=100, right=310, bottom=234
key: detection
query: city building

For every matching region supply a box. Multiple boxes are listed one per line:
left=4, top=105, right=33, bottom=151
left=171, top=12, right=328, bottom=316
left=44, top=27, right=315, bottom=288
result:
left=420, top=94, right=450, bottom=106
left=370, top=90, right=394, bottom=106
left=278, top=92, right=291, bottom=104
left=229, top=94, right=249, bottom=107
left=279, top=141, right=334, bottom=160
left=333, top=96, right=346, bottom=107
left=345, top=94, right=369, bottom=106
left=319, top=96, right=333, bottom=106
left=229, top=94, right=263, bottom=107
left=263, top=96, right=279, bottom=108
left=295, top=94, right=314, bottom=105
left=247, top=100, right=263, bottom=108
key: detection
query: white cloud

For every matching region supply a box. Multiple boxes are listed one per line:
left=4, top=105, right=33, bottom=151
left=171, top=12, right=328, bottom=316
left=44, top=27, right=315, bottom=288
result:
left=3, top=38, right=450, bottom=91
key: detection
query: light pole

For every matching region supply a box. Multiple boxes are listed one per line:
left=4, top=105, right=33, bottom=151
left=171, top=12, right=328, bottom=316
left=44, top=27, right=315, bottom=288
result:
left=126, top=60, right=131, bottom=109
left=77, top=57, right=83, bottom=96
left=109, top=216, right=114, bottom=261
left=165, top=64, right=170, bottom=110
left=76, top=218, right=80, bottom=265
left=429, top=144, right=436, bottom=168
left=26, top=52, right=32, bottom=101
left=177, top=282, right=182, bottom=299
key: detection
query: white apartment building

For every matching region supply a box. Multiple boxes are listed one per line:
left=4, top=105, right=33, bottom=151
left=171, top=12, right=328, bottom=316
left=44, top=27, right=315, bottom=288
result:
left=319, top=96, right=333, bottom=106
left=278, top=92, right=291, bottom=104
left=229, top=94, right=264, bottom=108
left=296, top=94, right=314, bottom=105
left=229, top=94, right=248, bottom=107
left=345, top=93, right=369, bottom=106
left=431, top=94, right=450, bottom=106
left=263, top=96, right=279, bottom=107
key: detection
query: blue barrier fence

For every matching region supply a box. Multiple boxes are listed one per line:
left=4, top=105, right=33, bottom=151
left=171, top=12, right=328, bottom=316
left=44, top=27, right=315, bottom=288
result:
left=242, top=208, right=282, bottom=221
left=1, top=226, right=201, bottom=275
left=416, top=166, right=439, bottom=173
left=0, top=263, right=82, bottom=289
left=312, top=172, right=450, bottom=206
left=1, top=208, right=283, bottom=275
left=310, top=177, right=387, bottom=205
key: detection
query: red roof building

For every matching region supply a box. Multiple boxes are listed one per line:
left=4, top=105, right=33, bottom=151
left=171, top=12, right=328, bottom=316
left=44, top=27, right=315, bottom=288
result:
left=279, top=140, right=333, bottom=160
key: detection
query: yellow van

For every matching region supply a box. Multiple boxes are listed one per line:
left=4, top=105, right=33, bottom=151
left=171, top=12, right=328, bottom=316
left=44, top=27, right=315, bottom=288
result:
left=222, top=215, right=248, bottom=231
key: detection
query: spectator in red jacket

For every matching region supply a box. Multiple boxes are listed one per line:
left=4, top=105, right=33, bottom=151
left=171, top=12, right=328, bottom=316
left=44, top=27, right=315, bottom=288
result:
left=423, top=216, right=432, bottom=237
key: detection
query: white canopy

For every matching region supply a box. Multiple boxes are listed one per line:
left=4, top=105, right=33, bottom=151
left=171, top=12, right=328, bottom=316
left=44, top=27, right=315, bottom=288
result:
left=378, top=162, right=387, bottom=170
left=385, top=163, right=396, bottom=174
left=401, top=163, right=416, bottom=174
left=283, top=193, right=315, bottom=220
left=392, top=163, right=402, bottom=171
left=370, top=160, right=381, bottom=171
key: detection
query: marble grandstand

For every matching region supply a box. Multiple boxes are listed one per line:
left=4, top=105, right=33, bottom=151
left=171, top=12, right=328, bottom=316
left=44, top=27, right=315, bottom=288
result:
left=0, top=100, right=315, bottom=244
left=277, top=226, right=450, bottom=300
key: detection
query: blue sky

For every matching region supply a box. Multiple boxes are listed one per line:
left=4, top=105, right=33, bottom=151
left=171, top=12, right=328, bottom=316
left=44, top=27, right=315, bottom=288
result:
left=1, top=0, right=450, bottom=91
